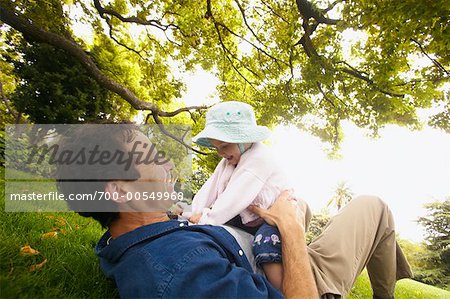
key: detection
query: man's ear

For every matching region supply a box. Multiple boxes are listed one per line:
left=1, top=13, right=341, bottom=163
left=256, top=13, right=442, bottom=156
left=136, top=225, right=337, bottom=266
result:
left=104, top=181, right=129, bottom=204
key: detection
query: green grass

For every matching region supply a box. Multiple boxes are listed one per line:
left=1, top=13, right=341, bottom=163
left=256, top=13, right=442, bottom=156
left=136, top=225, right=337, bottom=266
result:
left=0, top=168, right=118, bottom=298
left=348, top=270, right=450, bottom=299
left=5, top=168, right=69, bottom=212
left=1, top=168, right=449, bottom=298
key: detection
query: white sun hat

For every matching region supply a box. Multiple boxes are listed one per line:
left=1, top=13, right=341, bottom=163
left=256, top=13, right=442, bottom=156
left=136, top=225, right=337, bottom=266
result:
left=193, top=101, right=270, bottom=148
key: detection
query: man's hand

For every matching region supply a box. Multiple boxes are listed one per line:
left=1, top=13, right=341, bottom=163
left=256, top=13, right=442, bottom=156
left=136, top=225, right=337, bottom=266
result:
left=249, top=190, right=319, bottom=298
left=189, top=213, right=202, bottom=224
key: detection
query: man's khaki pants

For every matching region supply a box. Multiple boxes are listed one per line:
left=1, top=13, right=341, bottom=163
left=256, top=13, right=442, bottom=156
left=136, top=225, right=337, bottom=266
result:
left=306, top=195, right=413, bottom=298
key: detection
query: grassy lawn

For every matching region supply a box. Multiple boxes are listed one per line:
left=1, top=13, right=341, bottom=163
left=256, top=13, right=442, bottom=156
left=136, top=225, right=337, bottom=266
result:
left=348, top=270, right=450, bottom=299
left=1, top=168, right=449, bottom=298
left=1, top=168, right=118, bottom=298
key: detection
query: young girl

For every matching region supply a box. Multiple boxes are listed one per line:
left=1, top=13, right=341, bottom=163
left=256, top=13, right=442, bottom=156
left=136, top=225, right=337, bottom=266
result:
left=188, top=101, right=311, bottom=289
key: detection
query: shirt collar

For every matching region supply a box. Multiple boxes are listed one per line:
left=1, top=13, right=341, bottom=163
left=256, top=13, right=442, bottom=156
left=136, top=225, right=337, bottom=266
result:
left=96, top=220, right=188, bottom=262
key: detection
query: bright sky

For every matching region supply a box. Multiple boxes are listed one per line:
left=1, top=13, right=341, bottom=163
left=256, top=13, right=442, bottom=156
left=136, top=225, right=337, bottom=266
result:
left=183, top=69, right=450, bottom=243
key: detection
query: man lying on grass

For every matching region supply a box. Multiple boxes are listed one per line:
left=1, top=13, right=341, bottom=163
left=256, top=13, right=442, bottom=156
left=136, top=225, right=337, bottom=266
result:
left=55, top=124, right=412, bottom=299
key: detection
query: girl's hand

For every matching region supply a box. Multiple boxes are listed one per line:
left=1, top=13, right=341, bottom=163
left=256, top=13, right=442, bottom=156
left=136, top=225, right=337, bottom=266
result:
left=189, top=213, right=202, bottom=224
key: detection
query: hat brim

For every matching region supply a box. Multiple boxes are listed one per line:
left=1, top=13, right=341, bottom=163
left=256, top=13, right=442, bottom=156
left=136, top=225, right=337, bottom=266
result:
left=193, top=124, right=270, bottom=148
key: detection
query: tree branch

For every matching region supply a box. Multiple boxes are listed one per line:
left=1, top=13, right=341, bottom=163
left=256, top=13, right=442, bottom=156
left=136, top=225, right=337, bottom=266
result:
left=293, top=0, right=340, bottom=59
left=316, top=82, right=336, bottom=108
left=393, top=77, right=447, bottom=87
left=296, top=0, right=340, bottom=25
left=340, top=68, right=405, bottom=98
left=259, top=0, right=289, bottom=24
left=293, top=12, right=405, bottom=101
left=215, top=20, right=288, bottom=67
left=329, top=81, right=351, bottom=110
left=337, top=60, right=370, bottom=78
left=215, top=23, right=258, bottom=87
left=146, top=112, right=208, bottom=155
left=0, top=5, right=208, bottom=148
left=158, top=105, right=210, bottom=117
left=322, top=0, right=343, bottom=14
left=103, top=17, right=149, bottom=61
left=94, top=0, right=186, bottom=48
left=206, top=0, right=259, bottom=88
left=295, top=20, right=319, bottom=57
left=207, top=0, right=288, bottom=85
left=93, top=0, right=183, bottom=34
left=336, top=61, right=405, bottom=98
left=0, top=5, right=159, bottom=111
left=208, top=1, right=287, bottom=70
left=234, top=0, right=264, bottom=45
left=411, top=38, right=450, bottom=76
left=144, top=28, right=178, bottom=61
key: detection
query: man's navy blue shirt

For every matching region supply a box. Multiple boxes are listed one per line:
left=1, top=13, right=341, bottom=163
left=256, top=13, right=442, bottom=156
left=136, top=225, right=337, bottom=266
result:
left=96, top=220, right=283, bottom=298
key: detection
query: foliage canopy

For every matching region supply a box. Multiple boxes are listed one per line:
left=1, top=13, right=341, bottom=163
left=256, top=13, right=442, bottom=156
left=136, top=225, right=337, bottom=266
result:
left=0, top=0, right=449, bottom=147
left=416, top=198, right=450, bottom=289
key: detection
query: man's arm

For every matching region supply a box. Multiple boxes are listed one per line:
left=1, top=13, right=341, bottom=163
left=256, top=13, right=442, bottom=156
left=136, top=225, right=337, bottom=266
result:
left=249, top=191, right=319, bottom=298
